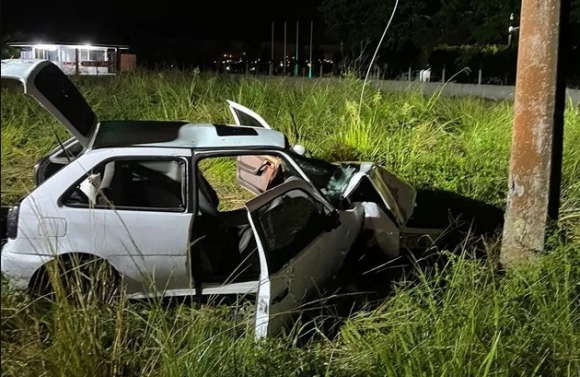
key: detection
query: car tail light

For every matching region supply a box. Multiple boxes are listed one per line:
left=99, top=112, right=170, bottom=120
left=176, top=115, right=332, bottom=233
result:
left=7, top=204, right=20, bottom=239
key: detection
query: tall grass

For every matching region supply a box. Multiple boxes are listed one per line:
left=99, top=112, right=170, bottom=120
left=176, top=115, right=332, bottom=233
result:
left=1, top=70, right=579, bottom=377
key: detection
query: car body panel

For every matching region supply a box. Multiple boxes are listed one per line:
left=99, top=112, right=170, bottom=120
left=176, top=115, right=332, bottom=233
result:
left=90, top=121, right=289, bottom=151
left=245, top=179, right=363, bottom=337
left=2, top=147, right=195, bottom=294
left=340, top=162, right=416, bottom=227
left=358, top=201, right=400, bottom=258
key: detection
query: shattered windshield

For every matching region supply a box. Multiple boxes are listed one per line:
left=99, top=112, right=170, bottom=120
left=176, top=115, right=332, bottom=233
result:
left=324, top=164, right=357, bottom=200
left=289, top=152, right=358, bottom=202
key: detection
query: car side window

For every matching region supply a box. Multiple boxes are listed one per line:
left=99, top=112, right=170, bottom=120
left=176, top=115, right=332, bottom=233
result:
left=195, top=153, right=296, bottom=213
left=62, top=158, right=187, bottom=211
left=255, top=189, right=327, bottom=274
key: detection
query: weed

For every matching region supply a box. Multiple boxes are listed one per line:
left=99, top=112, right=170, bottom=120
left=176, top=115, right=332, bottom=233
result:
left=1, top=70, right=579, bottom=377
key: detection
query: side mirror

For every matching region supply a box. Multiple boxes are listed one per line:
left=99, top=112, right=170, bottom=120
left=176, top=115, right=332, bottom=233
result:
left=291, top=144, right=307, bottom=156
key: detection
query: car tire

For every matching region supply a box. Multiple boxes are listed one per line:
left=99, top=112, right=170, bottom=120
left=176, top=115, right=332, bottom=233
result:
left=32, top=255, right=122, bottom=306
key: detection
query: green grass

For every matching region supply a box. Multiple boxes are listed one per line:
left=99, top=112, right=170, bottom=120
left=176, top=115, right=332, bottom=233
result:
left=1, top=70, right=579, bottom=377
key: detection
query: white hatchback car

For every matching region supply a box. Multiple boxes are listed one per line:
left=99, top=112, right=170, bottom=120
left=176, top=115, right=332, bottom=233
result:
left=1, top=59, right=443, bottom=337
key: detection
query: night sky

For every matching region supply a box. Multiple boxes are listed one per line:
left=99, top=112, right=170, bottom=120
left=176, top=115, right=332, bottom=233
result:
left=2, top=0, right=327, bottom=63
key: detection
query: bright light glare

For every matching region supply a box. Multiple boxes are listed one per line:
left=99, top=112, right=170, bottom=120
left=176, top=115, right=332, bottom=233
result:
left=83, top=44, right=100, bottom=50
left=32, top=44, right=58, bottom=51
left=31, top=43, right=107, bottom=51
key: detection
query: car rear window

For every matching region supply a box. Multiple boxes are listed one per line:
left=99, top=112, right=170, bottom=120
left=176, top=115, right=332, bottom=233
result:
left=33, top=63, right=96, bottom=137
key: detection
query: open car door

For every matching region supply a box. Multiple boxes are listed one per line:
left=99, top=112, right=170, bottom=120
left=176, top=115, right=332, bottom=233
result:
left=227, top=100, right=272, bottom=129
left=236, top=154, right=283, bottom=195
left=246, top=179, right=357, bottom=338
left=226, top=100, right=281, bottom=195
left=3, top=59, right=101, bottom=186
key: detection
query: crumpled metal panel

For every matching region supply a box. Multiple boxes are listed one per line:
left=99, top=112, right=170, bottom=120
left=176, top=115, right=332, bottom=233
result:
left=340, top=162, right=416, bottom=227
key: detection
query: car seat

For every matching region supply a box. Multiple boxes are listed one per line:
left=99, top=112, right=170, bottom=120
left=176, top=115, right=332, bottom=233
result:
left=97, top=162, right=126, bottom=206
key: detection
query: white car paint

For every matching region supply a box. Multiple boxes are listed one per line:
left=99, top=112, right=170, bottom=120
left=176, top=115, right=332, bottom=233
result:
left=1, top=58, right=434, bottom=338
left=358, top=202, right=400, bottom=258
left=341, top=162, right=416, bottom=227
left=244, top=179, right=364, bottom=337
left=2, top=147, right=195, bottom=294
left=1, top=144, right=363, bottom=337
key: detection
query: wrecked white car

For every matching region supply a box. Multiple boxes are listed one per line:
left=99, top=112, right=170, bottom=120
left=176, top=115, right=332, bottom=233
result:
left=0, top=59, right=444, bottom=337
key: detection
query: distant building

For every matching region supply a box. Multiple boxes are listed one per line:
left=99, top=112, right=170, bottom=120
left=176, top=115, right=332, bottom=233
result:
left=7, top=42, right=136, bottom=75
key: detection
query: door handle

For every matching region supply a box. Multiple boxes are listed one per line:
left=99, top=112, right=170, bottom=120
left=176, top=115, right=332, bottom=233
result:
left=272, top=287, right=289, bottom=304
left=256, top=163, right=270, bottom=175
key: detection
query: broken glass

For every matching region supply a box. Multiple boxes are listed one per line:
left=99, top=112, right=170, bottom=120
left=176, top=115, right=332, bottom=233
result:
left=288, top=151, right=359, bottom=203
left=289, top=152, right=337, bottom=189
left=323, top=164, right=358, bottom=201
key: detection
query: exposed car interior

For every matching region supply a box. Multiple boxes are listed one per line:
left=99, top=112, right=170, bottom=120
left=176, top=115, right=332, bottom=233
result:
left=62, top=153, right=323, bottom=292
left=34, top=138, right=85, bottom=186
left=64, top=159, right=186, bottom=210
left=190, top=169, right=261, bottom=286
left=190, top=154, right=304, bottom=287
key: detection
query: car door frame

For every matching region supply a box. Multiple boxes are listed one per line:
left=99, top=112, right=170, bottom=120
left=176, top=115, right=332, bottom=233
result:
left=244, top=179, right=341, bottom=338
left=191, top=147, right=332, bottom=208
left=190, top=148, right=333, bottom=288
left=226, top=100, right=272, bottom=129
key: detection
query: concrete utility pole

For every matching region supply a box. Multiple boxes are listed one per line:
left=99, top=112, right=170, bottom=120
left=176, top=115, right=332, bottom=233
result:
left=500, top=0, right=569, bottom=266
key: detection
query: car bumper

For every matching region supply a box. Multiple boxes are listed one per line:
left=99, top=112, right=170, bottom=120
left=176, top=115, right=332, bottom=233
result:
left=1, top=248, right=49, bottom=291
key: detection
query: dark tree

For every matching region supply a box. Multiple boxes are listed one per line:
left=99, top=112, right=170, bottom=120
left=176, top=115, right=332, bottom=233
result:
left=318, top=0, right=543, bottom=66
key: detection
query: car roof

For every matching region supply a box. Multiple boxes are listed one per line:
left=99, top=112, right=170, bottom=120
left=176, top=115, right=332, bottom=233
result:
left=89, top=120, right=289, bottom=150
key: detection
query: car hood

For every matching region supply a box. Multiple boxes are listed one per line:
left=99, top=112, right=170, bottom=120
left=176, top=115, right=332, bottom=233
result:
left=333, top=162, right=416, bottom=227
left=1, top=59, right=98, bottom=148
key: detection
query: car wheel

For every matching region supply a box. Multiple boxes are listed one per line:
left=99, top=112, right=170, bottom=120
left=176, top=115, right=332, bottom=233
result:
left=32, top=255, right=122, bottom=306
